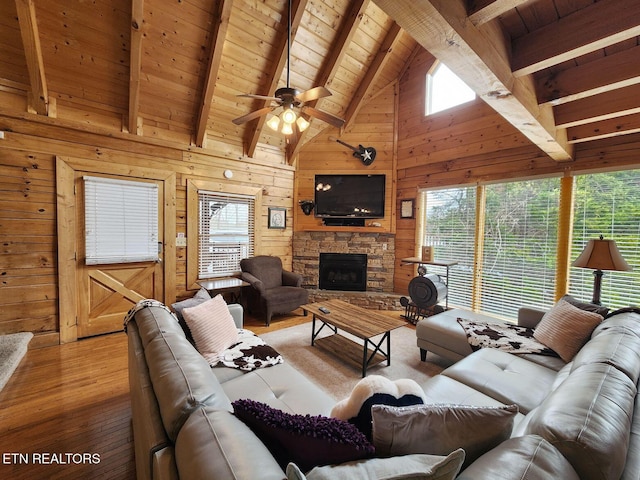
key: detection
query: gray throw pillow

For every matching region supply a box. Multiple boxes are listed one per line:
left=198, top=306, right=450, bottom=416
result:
left=372, top=403, right=518, bottom=468
left=171, top=287, right=211, bottom=340
left=286, top=449, right=465, bottom=480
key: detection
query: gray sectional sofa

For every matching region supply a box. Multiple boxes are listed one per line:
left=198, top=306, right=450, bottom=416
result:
left=127, top=300, right=640, bottom=479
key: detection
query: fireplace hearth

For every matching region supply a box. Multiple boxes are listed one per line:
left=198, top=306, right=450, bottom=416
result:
left=319, top=253, right=367, bottom=291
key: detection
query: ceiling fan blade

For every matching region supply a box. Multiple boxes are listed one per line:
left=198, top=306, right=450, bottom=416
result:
left=232, top=106, right=276, bottom=125
left=303, top=106, right=345, bottom=128
left=237, top=93, right=281, bottom=102
left=295, top=86, right=332, bottom=104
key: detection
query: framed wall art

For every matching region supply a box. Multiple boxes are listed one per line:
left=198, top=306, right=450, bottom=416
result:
left=400, top=199, right=415, bottom=219
left=268, top=207, right=286, bottom=229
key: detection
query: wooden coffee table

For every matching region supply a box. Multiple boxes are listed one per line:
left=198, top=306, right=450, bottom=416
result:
left=302, top=299, right=407, bottom=377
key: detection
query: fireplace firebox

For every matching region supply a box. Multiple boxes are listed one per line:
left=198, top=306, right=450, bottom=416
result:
left=318, top=253, right=367, bottom=291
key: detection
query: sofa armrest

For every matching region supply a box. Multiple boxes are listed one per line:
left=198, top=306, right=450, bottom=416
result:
left=282, top=270, right=303, bottom=287
left=227, top=303, right=243, bottom=329
left=241, top=271, right=265, bottom=294
left=518, top=307, right=547, bottom=329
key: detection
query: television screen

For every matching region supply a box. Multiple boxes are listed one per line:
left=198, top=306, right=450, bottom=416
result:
left=314, top=174, right=385, bottom=218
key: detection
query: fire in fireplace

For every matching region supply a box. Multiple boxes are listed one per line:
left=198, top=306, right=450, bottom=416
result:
left=318, top=253, right=367, bottom=291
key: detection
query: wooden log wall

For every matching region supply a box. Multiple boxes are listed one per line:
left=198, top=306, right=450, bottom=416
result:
left=0, top=114, right=294, bottom=346
left=394, top=48, right=640, bottom=296
left=296, top=82, right=398, bottom=233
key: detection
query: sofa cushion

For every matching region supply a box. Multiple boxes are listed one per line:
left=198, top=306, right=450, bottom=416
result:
left=175, top=406, right=287, bottom=480
left=572, top=325, right=640, bottom=383
left=457, top=434, right=580, bottom=480
left=183, top=294, right=239, bottom=364
left=533, top=299, right=603, bottom=362
left=371, top=403, right=518, bottom=468
left=561, top=294, right=610, bottom=317
left=286, top=449, right=465, bottom=480
left=441, top=348, right=557, bottom=414
left=144, top=332, right=233, bottom=441
left=524, top=362, right=637, bottom=480
left=221, top=362, right=336, bottom=416
left=232, top=399, right=374, bottom=472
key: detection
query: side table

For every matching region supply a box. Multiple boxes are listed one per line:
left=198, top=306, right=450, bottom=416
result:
left=198, top=277, right=249, bottom=304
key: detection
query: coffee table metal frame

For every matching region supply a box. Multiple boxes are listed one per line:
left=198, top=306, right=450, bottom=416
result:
left=302, top=299, right=406, bottom=377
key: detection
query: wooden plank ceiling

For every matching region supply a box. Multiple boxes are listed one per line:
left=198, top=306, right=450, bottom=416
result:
left=1, top=0, right=639, bottom=162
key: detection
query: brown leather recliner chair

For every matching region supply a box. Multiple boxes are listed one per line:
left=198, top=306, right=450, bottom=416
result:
left=240, top=255, right=308, bottom=326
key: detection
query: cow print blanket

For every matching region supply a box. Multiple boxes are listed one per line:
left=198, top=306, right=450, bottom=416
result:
left=456, top=318, right=557, bottom=356
left=213, top=329, right=284, bottom=372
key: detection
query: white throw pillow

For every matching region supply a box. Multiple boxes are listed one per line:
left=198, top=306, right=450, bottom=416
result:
left=183, top=294, right=238, bottom=363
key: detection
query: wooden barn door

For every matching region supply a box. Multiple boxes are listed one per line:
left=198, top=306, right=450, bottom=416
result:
left=75, top=173, right=164, bottom=338
left=57, top=156, right=176, bottom=343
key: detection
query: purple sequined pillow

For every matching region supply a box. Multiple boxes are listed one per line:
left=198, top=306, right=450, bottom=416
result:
left=232, top=399, right=374, bottom=472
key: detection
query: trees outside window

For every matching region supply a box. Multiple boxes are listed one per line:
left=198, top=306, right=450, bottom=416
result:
left=423, top=170, right=639, bottom=317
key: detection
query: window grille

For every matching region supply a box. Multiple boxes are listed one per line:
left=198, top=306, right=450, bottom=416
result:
left=84, top=176, right=159, bottom=265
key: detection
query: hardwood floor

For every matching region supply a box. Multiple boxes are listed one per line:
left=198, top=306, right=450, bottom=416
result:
left=0, top=308, right=311, bottom=480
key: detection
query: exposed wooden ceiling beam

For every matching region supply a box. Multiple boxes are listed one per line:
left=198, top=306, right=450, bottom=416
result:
left=128, top=0, right=144, bottom=135
left=567, top=112, right=640, bottom=144
left=555, top=83, right=640, bottom=128
left=195, top=0, right=233, bottom=148
left=15, top=0, right=48, bottom=116
left=512, top=0, right=640, bottom=76
left=342, top=22, right=403, bottom=131
left=245, top=0, right=307, bottom=158
left=536, top=45, right=640, bottom=106
left=373, top=0, right=573, bottom=161
left=467, top=0, right=530, bottom=26
left=289, top=0, right=370, bottom=161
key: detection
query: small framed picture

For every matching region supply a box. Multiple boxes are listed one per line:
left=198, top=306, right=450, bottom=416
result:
left=268, top=207, right=286, bottom=229
left=400, top=199, right=415, bottom=219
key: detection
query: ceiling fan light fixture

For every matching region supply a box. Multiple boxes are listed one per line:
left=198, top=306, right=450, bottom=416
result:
left=281, top=122, right=294, bottom=135
left=281, top=108, right=297, bottom=125
left=266, top=115, right=280, bottom=131
left=296, top=115, right=310, bottom=132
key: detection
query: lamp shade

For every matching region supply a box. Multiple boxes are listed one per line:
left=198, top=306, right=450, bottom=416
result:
left=572, top=236, right=632, bottom=272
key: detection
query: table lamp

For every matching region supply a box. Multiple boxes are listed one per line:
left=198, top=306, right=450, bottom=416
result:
left=572, top=235, right=632, bottom=305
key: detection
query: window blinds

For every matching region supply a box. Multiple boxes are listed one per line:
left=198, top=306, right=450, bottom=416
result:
left=570, top=170, right=640, bottom=309
left=424, top=187, right=476, bottom=309
left=84, top=176, right=159, bottom=265
left=198, top=190, right=255, bottom=279
left=480, top=179, right=559, bottom=319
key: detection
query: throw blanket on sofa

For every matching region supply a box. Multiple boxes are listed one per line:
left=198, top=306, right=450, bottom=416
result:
left=457, top=318, right=557, bottom=356
left=215, top=329, right=284, bottom=372
left=123, top=299, right=176, bottom=332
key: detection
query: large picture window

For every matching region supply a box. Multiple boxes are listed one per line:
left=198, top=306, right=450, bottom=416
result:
left=198, top=191, right=255, bottom=279
left=422, top=170, right=640, bottom=317
left=570, top=170, right=640, bottom=308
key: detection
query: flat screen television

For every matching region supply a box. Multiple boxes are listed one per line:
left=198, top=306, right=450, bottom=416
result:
left=314, top=174, right=385, bottom=218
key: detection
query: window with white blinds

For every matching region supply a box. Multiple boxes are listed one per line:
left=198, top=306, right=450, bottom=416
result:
left=424, top=187, right=477, bottom=309
left=198, top=191, right=255, bottom=279
left=570, top=170, right=640, bottom=309
left=480, top=179, right=559, bottom=319
left=84, top=176, right=159, bottom=265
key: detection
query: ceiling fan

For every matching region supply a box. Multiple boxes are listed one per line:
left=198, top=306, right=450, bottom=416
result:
left=231, top=0, right=345, bottom=136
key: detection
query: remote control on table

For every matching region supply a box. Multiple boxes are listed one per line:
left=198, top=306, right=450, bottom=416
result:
left=318, top=306, right=330, bottom=314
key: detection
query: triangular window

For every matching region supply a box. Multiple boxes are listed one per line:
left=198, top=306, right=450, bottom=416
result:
left=426, top=62, right=476, bottom=115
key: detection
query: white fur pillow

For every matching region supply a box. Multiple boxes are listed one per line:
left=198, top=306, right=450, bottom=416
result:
left=183, top=294, right=239, bottom=364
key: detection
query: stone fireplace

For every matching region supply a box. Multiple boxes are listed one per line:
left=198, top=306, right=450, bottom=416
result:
left=293, top=231, right=395, bottom=292
left=318, top=253, right=367, bottom=291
